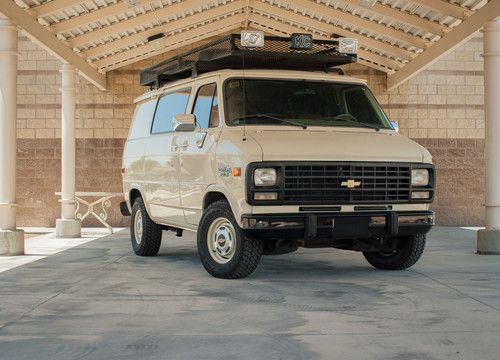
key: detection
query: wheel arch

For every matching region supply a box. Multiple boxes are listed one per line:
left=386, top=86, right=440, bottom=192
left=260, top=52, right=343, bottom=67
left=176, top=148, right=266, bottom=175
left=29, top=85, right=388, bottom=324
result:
left=129, top=188, right=142, bottom=208
left=202, top=185, right=249, bottom=227
left=203, top=191, right=228, bottom=211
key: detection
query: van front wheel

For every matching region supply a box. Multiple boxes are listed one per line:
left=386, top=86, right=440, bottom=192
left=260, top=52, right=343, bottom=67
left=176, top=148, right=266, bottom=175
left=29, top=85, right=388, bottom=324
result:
left=363, top=234, right=426, bottom=270
left=197, top=200, right=262, bottom=279
left=130, top=197, right=162, bottom=256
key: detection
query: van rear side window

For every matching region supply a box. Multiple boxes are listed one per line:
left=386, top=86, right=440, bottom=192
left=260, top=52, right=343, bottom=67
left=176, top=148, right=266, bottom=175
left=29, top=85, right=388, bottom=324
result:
left=128, top=99, right=158, bottom=139
left=151, top=88, right=191, bottom=134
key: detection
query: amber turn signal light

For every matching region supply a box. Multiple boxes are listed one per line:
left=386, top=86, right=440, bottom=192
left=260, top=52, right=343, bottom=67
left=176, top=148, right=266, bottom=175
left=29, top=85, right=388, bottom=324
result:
left=233, top=167, right=241, bottom=177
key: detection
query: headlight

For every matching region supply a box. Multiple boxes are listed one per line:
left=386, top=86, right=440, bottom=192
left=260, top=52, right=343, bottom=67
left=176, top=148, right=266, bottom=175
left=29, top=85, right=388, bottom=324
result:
left=411, top=169, right=429, bottom=186
left=254, top=168, right=277, bottom=186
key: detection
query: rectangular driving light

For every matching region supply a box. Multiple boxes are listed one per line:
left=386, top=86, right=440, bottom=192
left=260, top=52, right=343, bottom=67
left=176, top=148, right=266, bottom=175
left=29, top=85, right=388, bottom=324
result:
left=338, top=38, right=358, bottom=54
left=240, top=31, right=265, bottom=48
left=411, top=191, right=430, bottom=200
left=254, top=192, right=278, bottom=201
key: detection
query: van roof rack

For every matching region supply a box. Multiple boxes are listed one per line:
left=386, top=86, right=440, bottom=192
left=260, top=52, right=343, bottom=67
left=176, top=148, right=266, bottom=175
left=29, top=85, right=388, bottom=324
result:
left=140, top=34, right=357, bottom=88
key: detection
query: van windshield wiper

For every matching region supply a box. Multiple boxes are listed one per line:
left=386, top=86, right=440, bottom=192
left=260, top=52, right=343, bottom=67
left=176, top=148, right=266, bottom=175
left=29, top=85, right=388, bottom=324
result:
left=334, top=117, right=382, bottom=131
left=349, top=121, right=382, bottom=131
left=317, top=114, right=383, bottom=131
left=235, top=113, right=307, bottom=129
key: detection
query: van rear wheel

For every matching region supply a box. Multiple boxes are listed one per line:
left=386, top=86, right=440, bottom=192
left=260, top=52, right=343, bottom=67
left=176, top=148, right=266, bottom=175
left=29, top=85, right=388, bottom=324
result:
left=363, top=234, right=426, bottom=270
left=131, top=197, right=162, bottom=256
left=197, top=200, right=262, bottom=279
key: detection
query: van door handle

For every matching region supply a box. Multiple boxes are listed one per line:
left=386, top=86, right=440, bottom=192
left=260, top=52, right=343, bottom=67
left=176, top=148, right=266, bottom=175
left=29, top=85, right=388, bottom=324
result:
left=180, top=141, right=189, bottom=150
left=171, top=144, right=178, bottom=151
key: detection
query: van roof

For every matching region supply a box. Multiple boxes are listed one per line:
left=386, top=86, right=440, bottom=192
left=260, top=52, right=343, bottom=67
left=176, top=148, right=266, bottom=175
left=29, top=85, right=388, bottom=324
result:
left=134, top=69, right=367, bottom=104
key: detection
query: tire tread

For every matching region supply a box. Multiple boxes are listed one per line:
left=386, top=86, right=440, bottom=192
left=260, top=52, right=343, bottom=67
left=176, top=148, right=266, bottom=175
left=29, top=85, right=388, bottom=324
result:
left=198, top=200, right=262, bottom=279
left=131, top=197, right=162, bottom=256
left=363, top=234, right=426, bottom=270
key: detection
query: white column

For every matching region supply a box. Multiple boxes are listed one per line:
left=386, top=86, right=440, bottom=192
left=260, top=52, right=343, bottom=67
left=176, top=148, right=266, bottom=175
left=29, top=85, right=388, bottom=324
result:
left=55, top=64, right=81, bottom=238
left=478, top=18, right=500, bottom=254
left=0, top=18, right=24, bottom=255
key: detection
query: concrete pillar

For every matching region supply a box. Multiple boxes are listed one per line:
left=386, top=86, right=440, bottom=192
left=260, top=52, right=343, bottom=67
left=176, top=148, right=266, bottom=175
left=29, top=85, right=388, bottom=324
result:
left=478, top=18, right=500, bottom=254
left=55, top=64, right=81, bottom=238
left=0, top=18, right=24, bottom=255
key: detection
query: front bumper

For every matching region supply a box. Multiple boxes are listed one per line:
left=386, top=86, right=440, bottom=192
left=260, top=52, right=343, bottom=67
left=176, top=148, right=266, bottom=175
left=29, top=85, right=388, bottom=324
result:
left=241, top=210, right=434, bottom=240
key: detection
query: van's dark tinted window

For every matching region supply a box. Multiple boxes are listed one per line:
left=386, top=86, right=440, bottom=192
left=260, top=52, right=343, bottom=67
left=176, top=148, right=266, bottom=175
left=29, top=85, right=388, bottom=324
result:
left=129, top=99, right=157, bottom=139
left=224, top=79, right=391, bottom=129
left=193, top=83, right=219, bottom=129
left=151, top=88, right=191, bottom=134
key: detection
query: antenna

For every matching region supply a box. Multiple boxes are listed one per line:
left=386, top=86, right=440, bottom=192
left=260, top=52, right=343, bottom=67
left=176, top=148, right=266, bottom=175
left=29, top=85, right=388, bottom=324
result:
left=242, top=50, right=247, bottom=142
left=239, top=30, right=265, bottom=141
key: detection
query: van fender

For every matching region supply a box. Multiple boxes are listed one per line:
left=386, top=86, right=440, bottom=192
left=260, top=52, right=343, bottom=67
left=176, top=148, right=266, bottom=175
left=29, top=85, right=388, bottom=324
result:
left=125, top=183, right=153, bottom=216
left=202, top=184, right=250, bottom=227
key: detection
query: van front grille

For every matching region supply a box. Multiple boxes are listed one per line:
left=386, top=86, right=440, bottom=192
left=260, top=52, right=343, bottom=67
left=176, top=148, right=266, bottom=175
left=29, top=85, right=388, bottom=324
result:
left=282, top=163, right=411, bottom=204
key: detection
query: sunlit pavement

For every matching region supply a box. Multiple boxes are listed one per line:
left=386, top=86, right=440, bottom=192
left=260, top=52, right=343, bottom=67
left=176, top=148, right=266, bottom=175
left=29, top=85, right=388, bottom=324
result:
left=0, top=227, right=499, bottom=360
left=0, top=228, right=124, bottom=273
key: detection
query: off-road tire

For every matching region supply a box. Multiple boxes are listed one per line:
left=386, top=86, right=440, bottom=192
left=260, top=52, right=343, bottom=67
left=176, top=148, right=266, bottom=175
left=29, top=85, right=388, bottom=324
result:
left=363, top=234, right=426, bottom=270
left=197, top=200, right=263, bottom=279
left=131, top=197, right=162, bottom=256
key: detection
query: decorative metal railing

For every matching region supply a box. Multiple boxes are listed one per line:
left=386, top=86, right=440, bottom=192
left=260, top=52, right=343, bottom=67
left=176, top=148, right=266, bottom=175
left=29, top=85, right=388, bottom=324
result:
left=56, top=192, right=123, bottom=233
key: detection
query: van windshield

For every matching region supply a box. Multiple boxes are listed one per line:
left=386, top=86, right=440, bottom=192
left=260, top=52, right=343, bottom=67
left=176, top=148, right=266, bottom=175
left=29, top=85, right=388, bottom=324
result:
left=224, top=78, right=392, bottom=130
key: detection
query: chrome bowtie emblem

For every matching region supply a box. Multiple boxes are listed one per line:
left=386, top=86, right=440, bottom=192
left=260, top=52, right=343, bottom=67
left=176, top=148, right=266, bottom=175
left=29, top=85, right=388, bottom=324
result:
left=341, top=179, right=361, bottom=188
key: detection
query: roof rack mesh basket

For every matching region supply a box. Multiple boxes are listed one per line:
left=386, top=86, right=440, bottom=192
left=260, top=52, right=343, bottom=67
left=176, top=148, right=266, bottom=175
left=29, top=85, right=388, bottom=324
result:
left=140, top=34, right=357, bottom=88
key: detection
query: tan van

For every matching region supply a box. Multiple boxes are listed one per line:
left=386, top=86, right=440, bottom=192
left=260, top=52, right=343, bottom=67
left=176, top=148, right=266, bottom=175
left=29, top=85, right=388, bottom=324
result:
left=121, top=33, right=435, bottom=279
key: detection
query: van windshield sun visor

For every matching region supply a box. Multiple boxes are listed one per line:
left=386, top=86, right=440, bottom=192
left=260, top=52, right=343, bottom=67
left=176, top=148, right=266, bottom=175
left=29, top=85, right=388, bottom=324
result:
left=140, top=34, right=357, bottom=89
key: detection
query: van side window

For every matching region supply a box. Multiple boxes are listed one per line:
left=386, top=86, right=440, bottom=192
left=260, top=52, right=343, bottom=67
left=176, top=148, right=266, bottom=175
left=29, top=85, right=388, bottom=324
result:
left=129, top=99, right=158, bottom=139
left=151, top=88, right=191, bottom=134
left=192, top=83, right=219, bottom=129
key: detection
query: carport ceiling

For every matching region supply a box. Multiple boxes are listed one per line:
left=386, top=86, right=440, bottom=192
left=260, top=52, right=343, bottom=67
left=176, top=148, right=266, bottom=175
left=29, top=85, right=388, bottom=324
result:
left=1, top=0, right=500, bottom=90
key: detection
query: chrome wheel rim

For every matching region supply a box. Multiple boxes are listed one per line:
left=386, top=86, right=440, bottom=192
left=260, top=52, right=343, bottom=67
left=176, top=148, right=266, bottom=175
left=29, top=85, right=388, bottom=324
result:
left=134, top=210, right=143, bottom=245
left=207, top=217, right=236, bottom=264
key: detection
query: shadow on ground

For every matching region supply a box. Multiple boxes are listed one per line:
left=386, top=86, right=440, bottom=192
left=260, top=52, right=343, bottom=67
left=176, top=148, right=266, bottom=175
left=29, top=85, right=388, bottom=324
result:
left=0, top=227, right=499, bottom=360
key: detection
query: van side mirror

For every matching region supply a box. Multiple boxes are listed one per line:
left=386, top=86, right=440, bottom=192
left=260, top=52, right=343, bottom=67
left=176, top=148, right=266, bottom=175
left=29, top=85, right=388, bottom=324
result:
left=390, top=120, right=399, bottom=132
left=173, top=114, right=196, bottom=132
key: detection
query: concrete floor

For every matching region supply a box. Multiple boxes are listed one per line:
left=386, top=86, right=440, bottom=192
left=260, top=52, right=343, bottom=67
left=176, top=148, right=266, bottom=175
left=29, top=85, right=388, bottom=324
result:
left=0, top=228, right=123, bottom=273
left=0, top=227, right=499, bottom=360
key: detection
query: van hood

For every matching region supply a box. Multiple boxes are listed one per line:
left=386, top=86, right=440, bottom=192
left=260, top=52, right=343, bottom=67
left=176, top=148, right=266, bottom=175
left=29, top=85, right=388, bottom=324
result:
left=246, top=128, right=430, bottom=163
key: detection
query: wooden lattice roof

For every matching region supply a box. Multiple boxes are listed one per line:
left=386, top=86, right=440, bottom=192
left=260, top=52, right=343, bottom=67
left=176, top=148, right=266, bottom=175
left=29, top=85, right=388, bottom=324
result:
left=2, top=0, right=499, bottom=90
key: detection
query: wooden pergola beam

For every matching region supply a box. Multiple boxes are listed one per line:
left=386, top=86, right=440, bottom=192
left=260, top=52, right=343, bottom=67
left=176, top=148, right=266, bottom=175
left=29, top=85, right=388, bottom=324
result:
left=70, top=0, right=224, bottom=48
left=249, top=13, right=400, bottom=72
left=0, top=0, right=106, bottom=90
left=82, top=0, right=245, bottom=59
left=95, top=14, right=246, bottom=71
left=341, top=0, right=446, bottom=35
left=32, top=0, right=84, bottom=18
left=51, top=0, right=158, bottom=34
left=412, top=0, right=473, bottom=20
left=289, top=0, right=429, bottom=49
left=252, top=1, right=413, bottom=62
left=387, top=0, right=500, bottom=90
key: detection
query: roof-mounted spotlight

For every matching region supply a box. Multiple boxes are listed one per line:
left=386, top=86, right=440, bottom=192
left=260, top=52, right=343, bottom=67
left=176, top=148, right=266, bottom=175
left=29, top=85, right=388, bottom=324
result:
left=240, top=31, right=265, bottom=48
left=147, top=33, right=165, bottom=51
left=338, top=38, right=358, bottom=54
left=358, top=0, right=377, bottom=8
